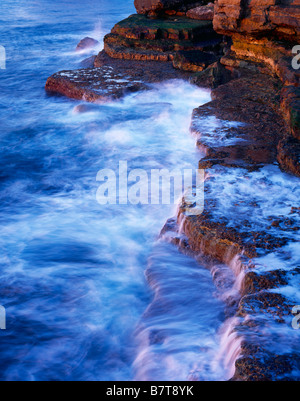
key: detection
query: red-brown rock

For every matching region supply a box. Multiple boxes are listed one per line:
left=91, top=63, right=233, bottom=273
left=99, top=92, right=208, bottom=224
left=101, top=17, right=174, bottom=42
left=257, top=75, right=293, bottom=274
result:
left=134, top=0, right=203, bottom=15
left=186, top=3, right=214, bottom=20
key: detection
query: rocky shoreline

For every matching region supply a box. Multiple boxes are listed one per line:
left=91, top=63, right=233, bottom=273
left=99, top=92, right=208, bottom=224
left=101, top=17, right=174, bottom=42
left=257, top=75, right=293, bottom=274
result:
left=46, top=0, right=300, bottom=381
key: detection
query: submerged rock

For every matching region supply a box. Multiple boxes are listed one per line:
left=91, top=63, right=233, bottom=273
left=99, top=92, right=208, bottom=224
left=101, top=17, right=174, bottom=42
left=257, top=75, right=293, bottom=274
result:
left=76, top=37, right=99, bottom=52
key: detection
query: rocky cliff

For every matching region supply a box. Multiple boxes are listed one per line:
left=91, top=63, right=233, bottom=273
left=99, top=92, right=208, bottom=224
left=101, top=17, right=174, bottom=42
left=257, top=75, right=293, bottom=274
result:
left=212, top=0, right=300, bottom=177
left=214, top=0, right=300, bottom=42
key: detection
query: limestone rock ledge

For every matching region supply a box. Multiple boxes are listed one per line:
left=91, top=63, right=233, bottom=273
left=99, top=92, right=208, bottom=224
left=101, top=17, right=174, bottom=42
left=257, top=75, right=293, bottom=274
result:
left=104, top=13, right=223, bottom=69
left=45, top=51, right=191, bottom=102
left=45, top=65, right=147, bottom=102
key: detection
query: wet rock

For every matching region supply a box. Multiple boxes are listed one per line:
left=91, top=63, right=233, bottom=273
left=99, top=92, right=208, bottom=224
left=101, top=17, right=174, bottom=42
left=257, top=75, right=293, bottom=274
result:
left=189, top=61, right=234, bottom=88
left=280, top=86, right=300, bottom=176
left=192, top=68, right=300, bottom=176
left=234, top=351, right=300, bottom=382
left=241, top=271, right=289, bottom=296
left=192, top=73, right=286, bottom=169
left=45, top=50, right=190, bottom=102
left=277, top=135, right=300, bottom=177
left=76, top=37, right=99, bottom=52
left=173, top=49, right=219, bottom=72
left=79, top=55, right=97, bottom=68
left=232, top=290, right=300, bottom=381
left=221, top=38, right=300, bottom=87
left=281, top=86, right=300, bottom=142
left=104, top=37, right=172, bottom=62
left=168, top=66, right=300, bottom=381
left=160, top=217, right=178, bottom=236
left=104, top=32, right=221, bottom=62
left=46, top=1, right=300, bottom=382
left=238, top=292, right=293, bottom=319
left=45, top=65, right=148, bottom=102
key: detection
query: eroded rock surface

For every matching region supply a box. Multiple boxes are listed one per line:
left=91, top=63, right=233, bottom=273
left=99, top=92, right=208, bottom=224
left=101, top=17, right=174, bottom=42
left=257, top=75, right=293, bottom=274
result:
left=214, top=0, right=300, bottom=42
left=161, top=67, right=300, bottom=381
left=212, top=0, right=300, bottom=177
left=45, top=65, right=147, bottom=102
left=45, top=50, right=191, bottom=101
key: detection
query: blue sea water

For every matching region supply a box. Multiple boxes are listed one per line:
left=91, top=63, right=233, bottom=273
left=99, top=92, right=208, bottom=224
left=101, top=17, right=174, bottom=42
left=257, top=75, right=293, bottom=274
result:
left=0, top=0, right=233, bottom=381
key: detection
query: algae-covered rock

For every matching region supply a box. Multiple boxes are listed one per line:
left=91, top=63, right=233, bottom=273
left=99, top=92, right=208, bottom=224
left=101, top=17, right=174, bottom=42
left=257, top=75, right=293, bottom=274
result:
left=104, top=14, right=222, bottom=64
left=111, top=14, right=215, bottom=41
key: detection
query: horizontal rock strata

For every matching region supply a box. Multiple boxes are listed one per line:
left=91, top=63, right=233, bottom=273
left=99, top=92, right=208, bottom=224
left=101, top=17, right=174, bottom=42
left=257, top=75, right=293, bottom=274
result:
left=46, top=11, right=225, bottom=101
left=212, top=0, right=300, bottom=177
left=104, top=13, right=222, bottom=66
